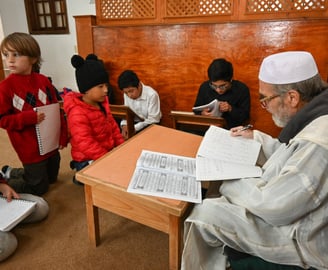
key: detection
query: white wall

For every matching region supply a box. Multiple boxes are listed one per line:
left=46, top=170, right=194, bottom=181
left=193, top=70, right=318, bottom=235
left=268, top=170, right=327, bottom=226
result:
left=0, top=0, right=96, bottom=90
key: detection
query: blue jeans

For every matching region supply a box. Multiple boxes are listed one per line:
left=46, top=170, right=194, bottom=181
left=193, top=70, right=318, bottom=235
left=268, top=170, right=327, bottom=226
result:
left=70, top=160, right=92, bottom=171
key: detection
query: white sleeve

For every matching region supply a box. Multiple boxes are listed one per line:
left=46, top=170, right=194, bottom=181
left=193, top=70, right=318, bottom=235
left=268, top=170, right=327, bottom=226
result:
left=253, top=130, right=282, bottom=166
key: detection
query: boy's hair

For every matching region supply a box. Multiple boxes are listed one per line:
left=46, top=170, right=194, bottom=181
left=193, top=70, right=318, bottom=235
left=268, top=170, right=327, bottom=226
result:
left=207, top=58, right=233, bottom=82
left=118, top=70, right=140, bottom=90
left=0, top=32, right=42, bottom=73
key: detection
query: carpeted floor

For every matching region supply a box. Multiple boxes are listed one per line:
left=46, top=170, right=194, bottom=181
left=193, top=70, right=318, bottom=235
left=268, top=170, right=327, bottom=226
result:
left=0, top=128, right=169, bottom=270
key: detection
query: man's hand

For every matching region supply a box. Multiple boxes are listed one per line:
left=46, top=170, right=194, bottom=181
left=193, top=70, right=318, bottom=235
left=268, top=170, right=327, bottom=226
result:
left=219, top=101, right=232, bottom=113
left=230, top=125, right=254, bottom=139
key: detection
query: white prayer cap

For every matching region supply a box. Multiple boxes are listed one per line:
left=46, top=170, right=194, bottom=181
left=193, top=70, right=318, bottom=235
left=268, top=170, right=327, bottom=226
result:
left=259, top=51, right=318, bottom=84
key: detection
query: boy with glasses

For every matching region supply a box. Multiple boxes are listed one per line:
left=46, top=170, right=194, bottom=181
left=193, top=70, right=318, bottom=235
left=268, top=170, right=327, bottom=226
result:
left=193, top=58, right=250, bottom=129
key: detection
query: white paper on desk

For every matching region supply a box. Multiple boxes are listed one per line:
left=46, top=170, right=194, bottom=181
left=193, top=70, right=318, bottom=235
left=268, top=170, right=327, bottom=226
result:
left=196, top=125, right=262, bottom=180
left=127, top=150, right=202, bottom=203
left=197, top=125, right=261, bottom=165
left=196, top=157, right=262, bottom=181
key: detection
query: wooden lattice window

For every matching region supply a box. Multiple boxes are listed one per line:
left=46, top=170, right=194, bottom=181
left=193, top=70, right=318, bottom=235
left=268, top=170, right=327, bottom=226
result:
left=24, top=0, right=69, bottom=34
left=166, top=0, right=233, bottom=17
left=95, top=0, right=328, bottom=25
left=246, top=0, right=327, bottom=13
left=99, top=0, right=155, bottom=19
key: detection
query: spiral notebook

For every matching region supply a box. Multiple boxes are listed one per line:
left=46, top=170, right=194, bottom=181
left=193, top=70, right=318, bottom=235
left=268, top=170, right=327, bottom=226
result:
left=0, top=196, right=37, bottom=231
left=35, top=103, right=60, bottom=155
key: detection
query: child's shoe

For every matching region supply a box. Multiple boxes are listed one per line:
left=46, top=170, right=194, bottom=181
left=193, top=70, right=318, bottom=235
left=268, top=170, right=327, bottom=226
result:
left=0, top=171, right=5, bottom=181
left=1, top=165, right=12, bottom=180
left=72, top=175, right=84, bottom=186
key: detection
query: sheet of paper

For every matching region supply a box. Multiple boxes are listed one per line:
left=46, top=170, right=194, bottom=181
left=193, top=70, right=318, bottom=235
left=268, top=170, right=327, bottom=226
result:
left=0, top=196, right=37, bottom=232
left=192, top=99, right=222, bottom=117
left=197, top=125, right=261, bottom=165
left=196, top=157, right=262, bottom=181
left=127, top=150, right=202, bottom=203
left=196, top=125, right=262, bottom=181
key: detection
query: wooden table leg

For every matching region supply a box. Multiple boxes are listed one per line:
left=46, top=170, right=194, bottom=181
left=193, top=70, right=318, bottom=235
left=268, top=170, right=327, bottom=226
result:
left=84, top=184, right=100, bottom=246
left=169, top=214, right=181, bottom=270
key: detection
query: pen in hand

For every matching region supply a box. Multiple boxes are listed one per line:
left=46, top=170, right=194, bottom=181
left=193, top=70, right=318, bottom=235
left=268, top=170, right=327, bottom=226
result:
left=238, top=124, right=253, bottom=132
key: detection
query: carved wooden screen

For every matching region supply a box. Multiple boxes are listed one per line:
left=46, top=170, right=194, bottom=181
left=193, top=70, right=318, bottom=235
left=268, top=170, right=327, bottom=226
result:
left=246, top=0, right=327, bottom=13
left=165, top=0, right=233, bottom=17
left=97, top=0, right=157, bottom=24
left=96, top=0, right=327, bottom=25
left=241, top=0, right=328, bottom=19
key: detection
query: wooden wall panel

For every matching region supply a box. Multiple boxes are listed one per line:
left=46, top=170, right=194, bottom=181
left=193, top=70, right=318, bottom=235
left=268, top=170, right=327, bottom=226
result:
left=75, top=17, right=328, bottom=137
left=74, top=15, right=96, bottom=58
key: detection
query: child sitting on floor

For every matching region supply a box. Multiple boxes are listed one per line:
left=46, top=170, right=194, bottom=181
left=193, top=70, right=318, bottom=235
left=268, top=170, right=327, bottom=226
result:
left=0, top=172, right=49, bottom=262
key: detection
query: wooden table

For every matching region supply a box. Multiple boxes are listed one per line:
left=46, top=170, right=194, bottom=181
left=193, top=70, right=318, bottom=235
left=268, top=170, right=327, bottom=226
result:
left=76, top=125, right=203, bottom=270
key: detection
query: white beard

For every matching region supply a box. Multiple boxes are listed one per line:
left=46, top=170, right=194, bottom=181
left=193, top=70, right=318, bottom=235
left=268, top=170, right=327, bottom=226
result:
left=272, top=114, right=287, bottom=127
left=271, top=103, right=291, bottom=128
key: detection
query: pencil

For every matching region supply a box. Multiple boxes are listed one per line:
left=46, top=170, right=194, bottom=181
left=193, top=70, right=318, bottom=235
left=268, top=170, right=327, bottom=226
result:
left=238, top=124, right=253, bottom=131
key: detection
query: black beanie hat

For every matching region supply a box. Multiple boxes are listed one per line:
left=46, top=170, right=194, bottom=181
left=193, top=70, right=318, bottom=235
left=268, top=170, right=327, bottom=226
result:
left=71, top=53, right=109, bottom=93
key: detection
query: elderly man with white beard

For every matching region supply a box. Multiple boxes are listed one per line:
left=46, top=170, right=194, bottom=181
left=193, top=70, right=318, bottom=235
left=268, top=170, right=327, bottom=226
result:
left=181, top=51, right=328, bottom=270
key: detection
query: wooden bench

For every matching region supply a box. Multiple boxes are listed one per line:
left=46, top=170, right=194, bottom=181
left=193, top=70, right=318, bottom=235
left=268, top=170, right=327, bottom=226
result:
left=170, top=110, right=226, bottom=134
left=110, top=104, right=138, bottom=139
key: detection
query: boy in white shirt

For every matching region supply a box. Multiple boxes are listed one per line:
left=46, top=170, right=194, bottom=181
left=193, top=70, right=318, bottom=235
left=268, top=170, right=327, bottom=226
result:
left=118, top=70, right=162, bottom=139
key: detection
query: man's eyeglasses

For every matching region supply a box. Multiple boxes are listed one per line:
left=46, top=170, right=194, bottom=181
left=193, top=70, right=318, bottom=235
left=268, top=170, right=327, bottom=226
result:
left=259, top=94, right=280, bottom=109
left=209, top=82, right=230, bottom=91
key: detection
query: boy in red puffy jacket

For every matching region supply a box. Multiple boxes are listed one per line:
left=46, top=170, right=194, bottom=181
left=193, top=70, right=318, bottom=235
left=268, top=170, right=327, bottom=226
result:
left=63, top=54, right=124, bottom=185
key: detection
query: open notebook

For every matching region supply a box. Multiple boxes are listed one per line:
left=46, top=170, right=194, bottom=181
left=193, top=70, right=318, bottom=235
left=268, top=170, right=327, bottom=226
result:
left=192, top=99, right=222, bottom=117
left=196, top=125, right=262, bottom=180
left=0, top=196, right=37, bottom=231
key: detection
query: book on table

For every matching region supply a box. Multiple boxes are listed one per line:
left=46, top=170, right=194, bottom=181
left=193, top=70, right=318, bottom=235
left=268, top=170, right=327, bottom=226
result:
left=192, top=99, right=222, bottom=117
left=196, top=125, right=262, bottom=181
left=127, top=150, right=202, bottom=203
left=127, top=126, right=262, bottom=203
left=0, top=196, right=37, bottom=231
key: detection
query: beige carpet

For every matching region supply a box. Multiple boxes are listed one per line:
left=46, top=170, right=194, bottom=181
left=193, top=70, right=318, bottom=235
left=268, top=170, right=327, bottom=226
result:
left=0, top=128, right=168, bottom=270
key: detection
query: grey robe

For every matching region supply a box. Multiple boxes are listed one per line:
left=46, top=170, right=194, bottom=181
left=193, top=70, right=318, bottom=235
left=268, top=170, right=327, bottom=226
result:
left=181, top=115, right=328, bottom=270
